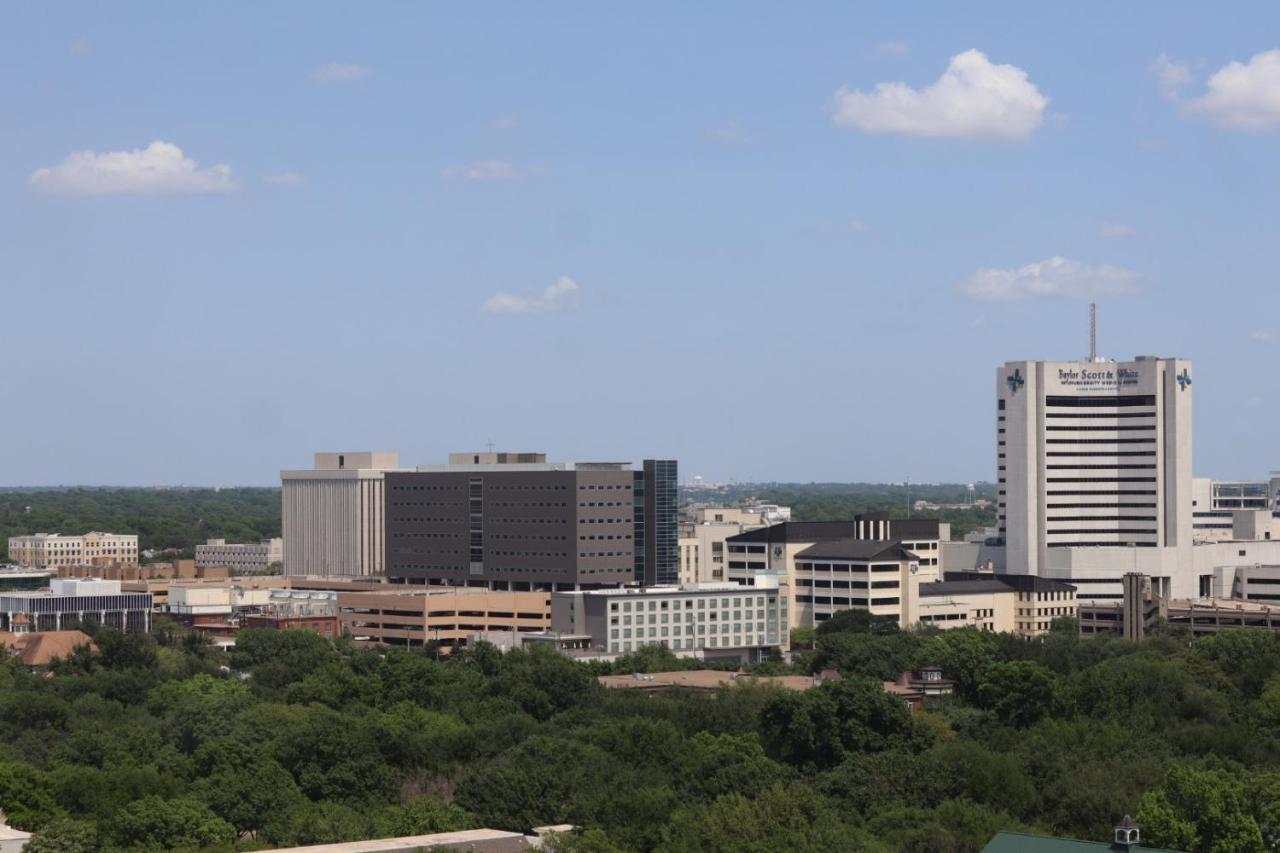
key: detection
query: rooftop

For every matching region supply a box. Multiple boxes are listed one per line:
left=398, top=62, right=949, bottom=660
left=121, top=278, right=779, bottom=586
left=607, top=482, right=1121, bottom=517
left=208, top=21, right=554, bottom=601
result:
left=598, top=670, right=820, bottom=692
left=727, top=521, right=862, bottom=544
left=982, top=830, right=1181, bottom=852
left=795, top=539, right=915, bottom=562
left=0, top=630, right=95, bottom=666
left=263, top=827, right=530, bottom=852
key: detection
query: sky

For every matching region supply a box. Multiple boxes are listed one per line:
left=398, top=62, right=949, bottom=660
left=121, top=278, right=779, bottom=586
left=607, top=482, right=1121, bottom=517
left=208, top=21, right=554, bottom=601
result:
left=3, top=3, right=1279, bottom=486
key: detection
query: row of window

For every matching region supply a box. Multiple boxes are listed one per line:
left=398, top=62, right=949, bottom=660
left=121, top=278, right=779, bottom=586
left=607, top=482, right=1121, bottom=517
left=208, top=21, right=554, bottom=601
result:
left=609, top=596, right=773, bottom=611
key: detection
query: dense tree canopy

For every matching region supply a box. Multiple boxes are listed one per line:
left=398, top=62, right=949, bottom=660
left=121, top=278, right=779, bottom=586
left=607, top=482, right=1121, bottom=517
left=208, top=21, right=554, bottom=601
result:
left=5, top=614, right=1280, bottom=851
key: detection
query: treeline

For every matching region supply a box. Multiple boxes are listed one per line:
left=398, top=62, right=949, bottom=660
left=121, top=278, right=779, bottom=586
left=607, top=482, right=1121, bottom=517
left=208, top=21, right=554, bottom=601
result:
left=0, top=488, right=281, bottom=561
left=685, top=482, right=999, bottom=540
left=4, top=617, right=1280, bottom=851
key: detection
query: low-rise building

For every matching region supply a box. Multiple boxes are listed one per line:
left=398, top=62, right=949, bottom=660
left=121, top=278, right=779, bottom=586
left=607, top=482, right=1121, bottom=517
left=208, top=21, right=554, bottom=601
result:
left=8, top=532, right=139, bottom=568
left=195, top=538, right=284, bottom=574
left=0, top=624, right=95, bottom=668
left=0, top=578, right=152, bottom=633
left=338, top=588, right=551, bottom=651
left=551, top=573, right=789, bottom=662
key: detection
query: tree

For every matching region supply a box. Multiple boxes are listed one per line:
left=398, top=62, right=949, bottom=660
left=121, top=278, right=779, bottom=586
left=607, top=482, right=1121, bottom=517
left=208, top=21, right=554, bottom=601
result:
left=23, top=818, right=100, bottom=853
left=977, top=660, right=1059, bottom=728
left=759, top=677, right=922, bottom=769
left=816, top=608, right=900, bottom=636
left=106, top=796, right=235, bottom=851
left=1137, top=765, right=1263, bottom=853
left=0, top=762, right=64, bottom=831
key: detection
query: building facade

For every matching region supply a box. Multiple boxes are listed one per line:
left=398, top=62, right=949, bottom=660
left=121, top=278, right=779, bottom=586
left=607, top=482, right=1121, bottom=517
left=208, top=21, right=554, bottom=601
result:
left=281, top=451, right=401, bottom=578
left=0, top=578, right=152, bottom=633
left=8, top=532, right=139, bottom=568
left=550, top=573, right=789, bottom=662
left=383, top=454, right=677, bottom=591
left=195, top=538, right=284, bottom=573
left=998, top=356, right=1195, bottom=598
left=337, top=587, right=551, bottom=651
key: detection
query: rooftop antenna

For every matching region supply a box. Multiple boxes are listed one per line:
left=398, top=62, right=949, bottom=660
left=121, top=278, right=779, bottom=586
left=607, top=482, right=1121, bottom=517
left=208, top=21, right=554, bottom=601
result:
left=485, top=439, right=495, bottom=454
left=1089, top=302, right=1097, bottom=362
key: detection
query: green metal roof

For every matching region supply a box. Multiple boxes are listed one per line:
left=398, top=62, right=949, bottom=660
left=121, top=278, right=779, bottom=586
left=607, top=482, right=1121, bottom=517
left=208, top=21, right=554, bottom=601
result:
left=982, top=831, right=1183, bottom=853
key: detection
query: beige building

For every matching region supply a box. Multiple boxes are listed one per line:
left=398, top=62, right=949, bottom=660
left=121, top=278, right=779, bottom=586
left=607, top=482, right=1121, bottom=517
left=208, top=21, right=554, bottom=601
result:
left=997, top=356, right=1195, bottom=598
left=8, top=532, right=139, bottom=568
left=281, top=451, right=402, bottom=578
left=337, top=587, right=550, bottom=651
left=195, top=538, right=284, bottom=573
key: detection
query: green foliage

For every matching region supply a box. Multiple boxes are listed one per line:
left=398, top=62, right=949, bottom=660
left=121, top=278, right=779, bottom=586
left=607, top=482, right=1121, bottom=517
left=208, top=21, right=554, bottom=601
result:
left=815, top=608, right=900, bottom=636
left=10, top=604, right=1280, bottom=851
left=105, top=795, right=236, bottom=851
left=0, top=487, right=280, bottom=561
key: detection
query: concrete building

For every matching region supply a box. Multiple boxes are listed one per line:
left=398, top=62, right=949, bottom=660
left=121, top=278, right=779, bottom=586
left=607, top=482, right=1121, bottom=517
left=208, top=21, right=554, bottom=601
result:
left=383, top=453, right=677, bottom=591
left=195, top=537, right=284, bottom=573
left=725, top=516, right=951, bottom=627
left=1192, top=477, right=1276, bottom=542
left=8, top=531, right=139, bottom=568
left=338, top=587, right=551, bottom=651
left=0, top=568, right=57, bottom=591
left=0, top=578, right=152, bottom=633
left=551, top=573, right=789, bottom=662
left=281, top=452, right=403, bottom=578
left=997, top=354, right=1196, bottom=599
left=166, top=584, right=275, bottom=618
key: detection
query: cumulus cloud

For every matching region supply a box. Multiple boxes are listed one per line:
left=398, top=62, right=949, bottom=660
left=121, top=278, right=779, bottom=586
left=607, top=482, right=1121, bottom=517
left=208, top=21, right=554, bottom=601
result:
left=1253, top=330, right=1275, bottom=344
left=832, top=49, right=1048, bottom=141
left=442, top=160, right=520, bottom=181
left=1099, top=223, right=1137, bottom=239
left=1150, top=53, right=1192, bottom=101
left=959, top=256, right=1140, bottom=302
left=312, top=63, right=371, bottom=83
left=1185, top=49, right=1280, bottom=130
left=482, top=276, right=580, bottom=315
left=28, top=141, right=235, bottom=196
left=262, top=172, right=305, bottom=186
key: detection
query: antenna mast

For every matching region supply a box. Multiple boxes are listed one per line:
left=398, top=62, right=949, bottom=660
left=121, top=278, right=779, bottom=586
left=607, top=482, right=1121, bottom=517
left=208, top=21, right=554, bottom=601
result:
left=1089, top=302, right=1097, bottom=361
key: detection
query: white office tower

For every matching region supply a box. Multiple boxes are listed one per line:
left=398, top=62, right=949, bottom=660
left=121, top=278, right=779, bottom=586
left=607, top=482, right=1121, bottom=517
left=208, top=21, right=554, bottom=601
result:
left=997, top=356, right=1195, bottom=599
left=281, top=452, right=402, bottom=578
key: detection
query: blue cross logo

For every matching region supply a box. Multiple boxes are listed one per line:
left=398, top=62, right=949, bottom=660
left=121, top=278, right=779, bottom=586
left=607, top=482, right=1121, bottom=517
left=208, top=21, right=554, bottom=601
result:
left=1006, top=369, right=1025, bottom=394
left=1177, top=368, right=1192, bottom=391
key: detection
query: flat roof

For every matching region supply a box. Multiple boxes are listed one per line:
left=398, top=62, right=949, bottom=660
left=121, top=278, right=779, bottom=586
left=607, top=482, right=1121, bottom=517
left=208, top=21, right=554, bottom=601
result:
left=263, top=827, right=529, bottom=852
left=599, top=670, right=817, bottom=691
left=795, top=539, right=912, bottom=561
left=728, top=521, right=861, bottom=544
left=920, top=579, right=1014, bottom=596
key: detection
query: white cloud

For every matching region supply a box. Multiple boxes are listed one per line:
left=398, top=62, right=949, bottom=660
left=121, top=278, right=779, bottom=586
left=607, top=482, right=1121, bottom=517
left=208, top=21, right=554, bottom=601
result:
left=28, top=141, right=235, bottom=196
left=844, top=220, right=870, bottom=233
left=875, top=42, right=909, bottom=55
left=1099, top=223, right=1137, bottom=239
left=312, top=63, right=371, bottom=83
left=482, top=276, right=580, bottom=315
left=832, top=49, right=1048, bottom=141
left=263, top=172, right=305, bottom=186
left=442, top=160, right=520, bottom=181
left=959, top=256, right=1140, bottom=302
left=1150, top=53, right=1192, bottom=101
left=1252, top=330, right=1275, bottom=344
left=1185, top=49, right=1280, bottom=130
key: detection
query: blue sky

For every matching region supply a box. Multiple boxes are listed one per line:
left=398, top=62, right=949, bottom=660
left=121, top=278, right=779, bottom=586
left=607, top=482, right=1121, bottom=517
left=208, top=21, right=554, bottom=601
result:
left=3, top=3, right=1278, bottom=486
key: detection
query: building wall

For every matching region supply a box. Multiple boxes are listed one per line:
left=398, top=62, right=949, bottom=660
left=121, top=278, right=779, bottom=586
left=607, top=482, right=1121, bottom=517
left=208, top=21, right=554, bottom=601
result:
left=8, top=533, right=139, bottom=568
left=552, top=576, right=788, bottom=659
left=998, top=356, right=1194, bottom=595
left=337, top=588, right=550, bottom=649
left=282, top=469, right=388, bottom=578
left=794, top=555, right=919, bottom=627
left=194, top=538, right=284, bottom=573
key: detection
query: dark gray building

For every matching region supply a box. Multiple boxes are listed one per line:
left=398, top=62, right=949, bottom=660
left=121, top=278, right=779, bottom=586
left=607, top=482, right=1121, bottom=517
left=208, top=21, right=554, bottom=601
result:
left=636, top=459, right=678, bottom=586
left=384, top=454, right=677, bottom=591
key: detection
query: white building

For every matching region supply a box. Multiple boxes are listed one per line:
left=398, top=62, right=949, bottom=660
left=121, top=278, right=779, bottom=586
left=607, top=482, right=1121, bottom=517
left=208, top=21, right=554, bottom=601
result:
left=281, top=452, right=402, bottom=578
left=166, top=585, right=275, bottom=617
left=0, top=577, right=152, bottom=632
left=998, top=355, right=1195, bottom=598
left=194, top=538, right=284, bottom=573
left=7, top=532, right=139, bottom=568
left=1192, top=477, right=1278, bottom=542
left=551, top=573, right=789, bottom=662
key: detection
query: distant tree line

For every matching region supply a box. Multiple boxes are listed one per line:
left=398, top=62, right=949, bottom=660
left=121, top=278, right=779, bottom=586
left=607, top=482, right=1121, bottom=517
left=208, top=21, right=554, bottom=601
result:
left=0, top=488, right=281, bottom=562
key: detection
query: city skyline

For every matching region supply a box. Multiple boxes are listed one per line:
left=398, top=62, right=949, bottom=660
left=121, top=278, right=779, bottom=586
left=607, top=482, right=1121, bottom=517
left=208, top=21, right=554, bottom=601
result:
left=5, top=4, right=1279, bottom=486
